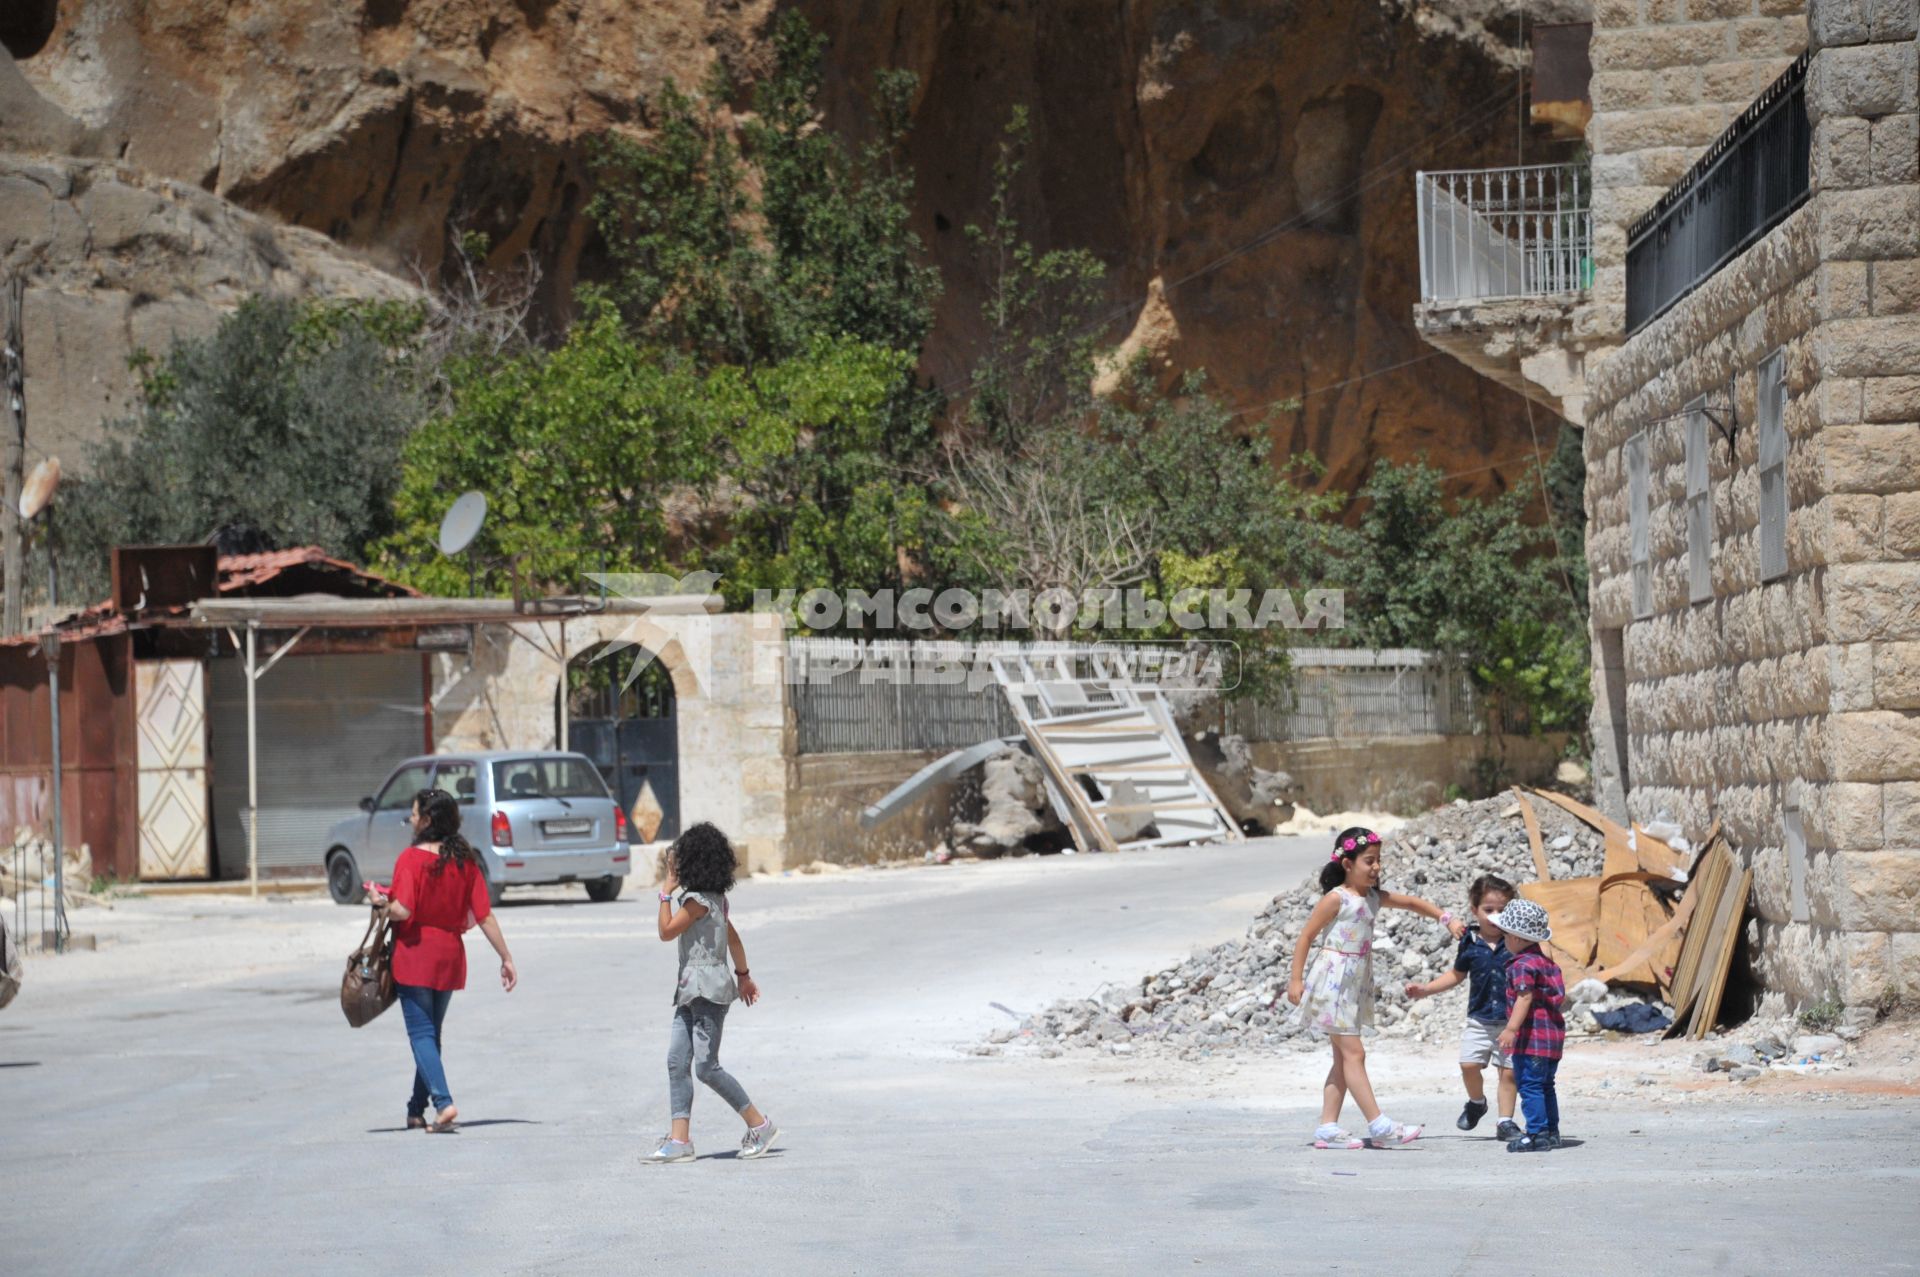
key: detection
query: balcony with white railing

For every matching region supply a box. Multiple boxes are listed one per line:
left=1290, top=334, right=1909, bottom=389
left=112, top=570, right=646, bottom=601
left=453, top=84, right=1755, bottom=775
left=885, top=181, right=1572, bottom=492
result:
left=1412, top=161, right=1603, bottom=425
left=1416, top=162, right=1592, bottom=304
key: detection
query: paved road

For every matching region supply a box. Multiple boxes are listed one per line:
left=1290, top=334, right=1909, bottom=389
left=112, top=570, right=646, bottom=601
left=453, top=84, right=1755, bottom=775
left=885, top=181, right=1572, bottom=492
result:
left=5, top=839, right=1919, bottom=1275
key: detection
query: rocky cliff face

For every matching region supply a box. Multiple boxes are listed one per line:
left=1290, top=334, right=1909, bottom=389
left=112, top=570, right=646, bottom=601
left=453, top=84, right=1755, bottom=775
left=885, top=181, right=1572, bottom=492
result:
left=11, top=0, right=1578, bottom=496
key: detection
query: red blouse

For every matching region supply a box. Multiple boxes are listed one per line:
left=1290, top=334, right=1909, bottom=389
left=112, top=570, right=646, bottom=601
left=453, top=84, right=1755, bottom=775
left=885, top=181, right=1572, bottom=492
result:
left=390, top=847, right=492, bottom=991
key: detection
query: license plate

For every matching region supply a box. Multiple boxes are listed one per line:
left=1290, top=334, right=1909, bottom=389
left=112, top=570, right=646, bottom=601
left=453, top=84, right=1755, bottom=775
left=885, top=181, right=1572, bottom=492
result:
left=543, top=819, right=591, bottom=836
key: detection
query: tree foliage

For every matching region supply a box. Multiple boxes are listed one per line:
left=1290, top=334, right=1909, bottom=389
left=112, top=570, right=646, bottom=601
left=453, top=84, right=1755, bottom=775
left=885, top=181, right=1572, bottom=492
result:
left=55, top=297, right=426, bottom=603
left=1329, top=457, right=1590, bottom=737
left=376, top=302, right=908, bottom=601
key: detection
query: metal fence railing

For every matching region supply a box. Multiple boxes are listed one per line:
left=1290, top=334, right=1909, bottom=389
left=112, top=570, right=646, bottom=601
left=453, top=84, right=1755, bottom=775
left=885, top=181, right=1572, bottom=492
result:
left=1626, top=52, right=1809, bottom=335
left=1416, top=162, right=1592, bottom=305
left=787, top=641, right=1523, bottom=755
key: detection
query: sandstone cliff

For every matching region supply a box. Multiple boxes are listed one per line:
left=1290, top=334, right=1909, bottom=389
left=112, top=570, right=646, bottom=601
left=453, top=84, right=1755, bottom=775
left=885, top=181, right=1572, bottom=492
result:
left=11, top=0, right=1582, bottom=495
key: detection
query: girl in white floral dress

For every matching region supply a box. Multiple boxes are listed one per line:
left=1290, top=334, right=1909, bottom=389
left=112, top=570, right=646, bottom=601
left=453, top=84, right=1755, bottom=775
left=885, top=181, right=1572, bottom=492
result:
left=1287, top=826, right=1465, bottom=1150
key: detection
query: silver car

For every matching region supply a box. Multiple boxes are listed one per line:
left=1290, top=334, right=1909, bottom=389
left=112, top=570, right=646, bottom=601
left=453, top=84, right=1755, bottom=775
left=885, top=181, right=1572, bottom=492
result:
left=324, top=751, right=632, bottom=905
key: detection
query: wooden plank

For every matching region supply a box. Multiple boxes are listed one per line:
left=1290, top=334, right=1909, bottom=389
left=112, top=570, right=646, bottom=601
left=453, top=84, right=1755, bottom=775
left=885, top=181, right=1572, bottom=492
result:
left=1528, top=787, right=1631, bottom=840
left=1517, top=877, right=1600, bottom=975
left=1677, top=849, right=1744, bottom=1037
left=1689, top=866, right=1752, bottom=1040
left=1667, top=838, right=1733, bottom=1026
left=1512, top=786, right=1551, bottom=881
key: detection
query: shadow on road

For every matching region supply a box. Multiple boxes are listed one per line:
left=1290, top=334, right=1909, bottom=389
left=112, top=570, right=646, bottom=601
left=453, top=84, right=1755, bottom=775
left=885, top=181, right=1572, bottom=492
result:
left=365, top=1118, right=543, bottom=1134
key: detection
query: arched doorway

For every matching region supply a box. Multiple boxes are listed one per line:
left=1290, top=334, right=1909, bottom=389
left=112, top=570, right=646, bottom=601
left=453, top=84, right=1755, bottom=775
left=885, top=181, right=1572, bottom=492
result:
left=566, top=643, right=680, bottom=844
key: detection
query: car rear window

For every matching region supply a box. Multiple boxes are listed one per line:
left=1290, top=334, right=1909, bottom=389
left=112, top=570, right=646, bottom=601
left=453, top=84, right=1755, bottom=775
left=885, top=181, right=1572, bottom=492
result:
left=492, top=758, right=609, bottom=801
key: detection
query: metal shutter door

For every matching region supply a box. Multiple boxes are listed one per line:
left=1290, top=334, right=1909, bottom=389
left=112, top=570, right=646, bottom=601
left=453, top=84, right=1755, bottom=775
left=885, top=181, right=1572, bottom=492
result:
left=207, top=653, right=425, bottom=877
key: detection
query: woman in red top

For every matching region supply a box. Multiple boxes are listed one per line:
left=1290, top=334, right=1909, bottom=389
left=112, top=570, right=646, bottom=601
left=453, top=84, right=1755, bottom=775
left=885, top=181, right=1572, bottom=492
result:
left=369, top=787, right=517, bottom=1132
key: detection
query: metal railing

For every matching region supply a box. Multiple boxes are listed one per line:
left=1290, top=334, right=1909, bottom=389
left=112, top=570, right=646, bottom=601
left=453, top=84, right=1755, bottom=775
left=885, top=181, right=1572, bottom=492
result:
left=1416, top=162, right=1592, bottom=305
left=1626, top=52, right=1809, bottom=335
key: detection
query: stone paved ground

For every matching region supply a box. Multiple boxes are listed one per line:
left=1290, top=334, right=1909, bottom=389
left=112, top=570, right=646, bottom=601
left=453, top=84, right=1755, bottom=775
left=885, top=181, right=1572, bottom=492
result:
left=4, top=838, right=1918, bottom=1275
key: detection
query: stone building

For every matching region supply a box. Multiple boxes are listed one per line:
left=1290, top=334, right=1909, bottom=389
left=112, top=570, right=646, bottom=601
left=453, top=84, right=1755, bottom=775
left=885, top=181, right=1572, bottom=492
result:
left=1419, top=0, right=1920, bottom=1016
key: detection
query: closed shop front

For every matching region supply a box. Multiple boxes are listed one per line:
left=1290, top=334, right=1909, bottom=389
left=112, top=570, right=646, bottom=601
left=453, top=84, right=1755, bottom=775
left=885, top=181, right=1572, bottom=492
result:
left=207, top=652, right=427, bottom=878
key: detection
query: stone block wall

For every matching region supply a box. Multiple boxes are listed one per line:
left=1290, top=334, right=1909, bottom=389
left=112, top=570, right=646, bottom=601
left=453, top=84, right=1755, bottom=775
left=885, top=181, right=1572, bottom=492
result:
left=431, top=609, right=792, bottom=875
left=1588, top=0, right=1809, bottom=333
left=1584, top=0, right=1920, bottom=1014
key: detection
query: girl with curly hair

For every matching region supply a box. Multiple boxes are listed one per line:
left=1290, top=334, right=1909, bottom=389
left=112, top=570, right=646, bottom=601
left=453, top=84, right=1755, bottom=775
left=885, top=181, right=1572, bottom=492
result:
left=1285, top=825, right=1464, bottom=1150
left=645, top=821, right=778, bottom=1163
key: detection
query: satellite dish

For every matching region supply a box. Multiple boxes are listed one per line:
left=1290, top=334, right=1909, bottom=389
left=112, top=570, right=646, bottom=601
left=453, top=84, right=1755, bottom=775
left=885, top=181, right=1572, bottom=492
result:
left=20, top=456, right=59, bottom=521
left=438, top=490, right=487, bottom=556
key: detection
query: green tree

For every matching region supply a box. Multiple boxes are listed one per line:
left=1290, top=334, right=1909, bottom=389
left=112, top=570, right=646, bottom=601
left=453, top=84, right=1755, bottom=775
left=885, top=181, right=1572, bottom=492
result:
left=579, top=12, right=944, bottom=609
left=376, top=301, right=909, bottom=602
left=1330, top=457, right=1591, bottom=747
left=55, top=297, right=426, bottom=603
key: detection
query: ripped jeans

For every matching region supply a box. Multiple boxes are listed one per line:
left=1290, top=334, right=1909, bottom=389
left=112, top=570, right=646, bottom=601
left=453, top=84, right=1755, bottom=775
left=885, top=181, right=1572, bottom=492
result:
left=667, top=998, right=752, bottom=1121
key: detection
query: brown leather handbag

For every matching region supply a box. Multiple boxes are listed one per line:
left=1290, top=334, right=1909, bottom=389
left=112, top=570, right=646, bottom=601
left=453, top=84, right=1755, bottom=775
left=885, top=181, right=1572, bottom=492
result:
left=340, top=908, right=396, bottom=1027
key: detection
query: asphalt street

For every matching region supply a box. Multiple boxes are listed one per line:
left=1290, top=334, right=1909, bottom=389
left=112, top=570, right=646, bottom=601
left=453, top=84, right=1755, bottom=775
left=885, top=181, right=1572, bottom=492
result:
left=4, top=837, right=1918, bottom=1275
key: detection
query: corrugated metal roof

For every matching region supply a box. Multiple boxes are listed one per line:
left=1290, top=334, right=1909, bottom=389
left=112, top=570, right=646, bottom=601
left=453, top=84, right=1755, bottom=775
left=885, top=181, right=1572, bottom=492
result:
left=4, top=546, right=420, bottom=647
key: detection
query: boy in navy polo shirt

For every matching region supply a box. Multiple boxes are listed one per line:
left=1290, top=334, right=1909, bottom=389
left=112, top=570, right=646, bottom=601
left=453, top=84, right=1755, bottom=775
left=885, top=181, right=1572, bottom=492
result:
left=1406, top=875, right=1520, bottom=1141
left=1491, top=898, right=1567, bottom=1153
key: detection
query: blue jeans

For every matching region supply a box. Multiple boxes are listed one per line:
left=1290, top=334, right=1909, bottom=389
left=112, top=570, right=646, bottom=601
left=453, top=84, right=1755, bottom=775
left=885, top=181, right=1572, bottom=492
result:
left=1513, top=1052, right=1560, bottom=1136
left=397, top=984, right=454, bottom=1117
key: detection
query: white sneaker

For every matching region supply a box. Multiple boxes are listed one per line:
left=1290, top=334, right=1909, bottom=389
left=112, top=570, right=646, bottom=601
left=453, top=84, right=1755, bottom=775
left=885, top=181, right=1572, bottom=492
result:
left=644, top=1137, right=695, bottom=1164
left=1313, top=1124, right=1364, bottom=1150
left=1364, top=1119, right=1423, bottom=1148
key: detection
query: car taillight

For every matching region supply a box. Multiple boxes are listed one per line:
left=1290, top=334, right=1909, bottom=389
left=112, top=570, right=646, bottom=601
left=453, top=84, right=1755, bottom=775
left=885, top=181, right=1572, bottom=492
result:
left=614, top=804, right=629, bottom=843
left=491, top=810, right=512, bottom=847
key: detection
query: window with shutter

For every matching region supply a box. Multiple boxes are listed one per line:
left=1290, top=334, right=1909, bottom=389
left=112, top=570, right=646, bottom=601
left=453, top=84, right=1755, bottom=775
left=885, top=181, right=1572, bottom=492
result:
left=1628, top=431, right=1651, bottom=619
left=1758, top=351, right=1788, bottom=581
left=1686, top=399, right=1711, bottom=602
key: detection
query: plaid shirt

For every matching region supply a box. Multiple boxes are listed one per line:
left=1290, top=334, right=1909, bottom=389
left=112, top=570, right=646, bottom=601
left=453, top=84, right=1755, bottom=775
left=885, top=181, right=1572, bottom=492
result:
left=1505, top=947, right=1567, bottom=1059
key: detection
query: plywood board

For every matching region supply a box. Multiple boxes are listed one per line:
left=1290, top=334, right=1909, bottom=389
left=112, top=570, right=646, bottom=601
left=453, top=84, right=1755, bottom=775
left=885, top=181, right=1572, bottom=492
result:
left=1667, top=839, right=1733, bottom=1026
left=1517, top=876, right=1600, bottom=975
left=1688, top=866, right=1752, bottom=1040
left=1629, top=822, right=1690, bottom=881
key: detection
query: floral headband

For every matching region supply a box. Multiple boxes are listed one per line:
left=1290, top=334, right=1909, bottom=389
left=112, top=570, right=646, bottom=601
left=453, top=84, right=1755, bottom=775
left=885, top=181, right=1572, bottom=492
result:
left=1330, top=831, right=1381, bottom=862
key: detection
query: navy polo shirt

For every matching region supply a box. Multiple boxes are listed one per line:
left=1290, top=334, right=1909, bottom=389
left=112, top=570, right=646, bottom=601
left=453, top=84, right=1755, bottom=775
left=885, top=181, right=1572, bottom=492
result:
left=1453, top=926, right=1514, bottom=1024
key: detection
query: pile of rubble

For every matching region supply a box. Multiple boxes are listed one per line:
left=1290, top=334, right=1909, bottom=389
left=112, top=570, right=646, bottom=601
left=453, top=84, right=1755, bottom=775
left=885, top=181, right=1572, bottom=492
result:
left=1011, top=793, right=1669, bottom=1061
left=1691, top=1021, right=1868, bottom=1082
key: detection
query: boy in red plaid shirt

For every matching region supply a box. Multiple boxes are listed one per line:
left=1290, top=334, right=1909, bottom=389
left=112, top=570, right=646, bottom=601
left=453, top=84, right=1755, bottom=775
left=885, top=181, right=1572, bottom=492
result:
left=1489, top=899, right=1565, bottom=1153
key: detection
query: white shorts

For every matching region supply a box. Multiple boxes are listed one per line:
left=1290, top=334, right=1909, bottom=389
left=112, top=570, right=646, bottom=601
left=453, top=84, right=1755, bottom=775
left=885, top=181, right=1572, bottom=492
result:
left=1459, top=1019, right=1512, bottom=1069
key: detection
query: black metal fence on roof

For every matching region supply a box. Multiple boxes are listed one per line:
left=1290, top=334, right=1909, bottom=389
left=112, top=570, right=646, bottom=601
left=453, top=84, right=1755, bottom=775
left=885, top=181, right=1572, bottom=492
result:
left=1625, top=51, right=1810, bottom=336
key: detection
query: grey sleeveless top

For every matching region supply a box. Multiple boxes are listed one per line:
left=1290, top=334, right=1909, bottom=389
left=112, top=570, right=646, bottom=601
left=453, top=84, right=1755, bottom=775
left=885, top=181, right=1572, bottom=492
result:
left=673, top=890, right=738, bottom=1007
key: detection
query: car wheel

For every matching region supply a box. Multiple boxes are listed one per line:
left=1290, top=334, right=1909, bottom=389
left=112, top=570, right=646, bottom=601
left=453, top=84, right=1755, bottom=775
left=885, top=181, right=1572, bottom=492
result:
left=327, top=850, right=363, bottom=905
left=483, top=867, right=505, bottom=909
left=586, top=875, right=623, bottom=903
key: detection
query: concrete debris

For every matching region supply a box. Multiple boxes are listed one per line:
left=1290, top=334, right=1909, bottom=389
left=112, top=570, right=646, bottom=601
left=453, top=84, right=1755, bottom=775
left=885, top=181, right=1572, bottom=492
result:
left=1007, top=793, right=1671, bottom=1060
left=1190, top=732, right=1300, bottom=833
left=950, top=749, right=1062, bottom=858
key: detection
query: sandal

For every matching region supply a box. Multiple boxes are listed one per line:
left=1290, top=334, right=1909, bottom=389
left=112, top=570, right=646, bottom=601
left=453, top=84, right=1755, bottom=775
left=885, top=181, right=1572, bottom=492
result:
left=407, top=1116, right=428, bottom=1131
left=427, top=1105, right=459, bottom=1133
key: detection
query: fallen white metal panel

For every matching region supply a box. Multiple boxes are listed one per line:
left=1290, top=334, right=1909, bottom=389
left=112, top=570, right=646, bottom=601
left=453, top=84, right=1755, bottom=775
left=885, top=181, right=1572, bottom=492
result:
left=988, top=651, right=1240, bottom=852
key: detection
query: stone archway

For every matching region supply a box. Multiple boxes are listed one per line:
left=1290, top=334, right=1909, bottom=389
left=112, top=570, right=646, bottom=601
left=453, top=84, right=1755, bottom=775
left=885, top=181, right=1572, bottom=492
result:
left=563, top=627, right=687, bottom=845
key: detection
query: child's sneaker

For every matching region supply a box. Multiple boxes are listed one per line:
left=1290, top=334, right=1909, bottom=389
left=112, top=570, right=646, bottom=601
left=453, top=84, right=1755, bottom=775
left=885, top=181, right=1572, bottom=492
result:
left=644, top=1137, right=695, bottom=1164
left=1364, top=1117, right=1423, bottom=1148
left=1506, top=1133, right=1552, bottom=1153
left=1544, top=1129, right=1563, bottom=1150
left=1494, top=1118, right=1522, bottom=1142
left=739, top=1118, right=780, bottom=1160
left=1456, top=1098, right=1489, bottom=1131
left=1312, top=1123, right=1364, bottom=1150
